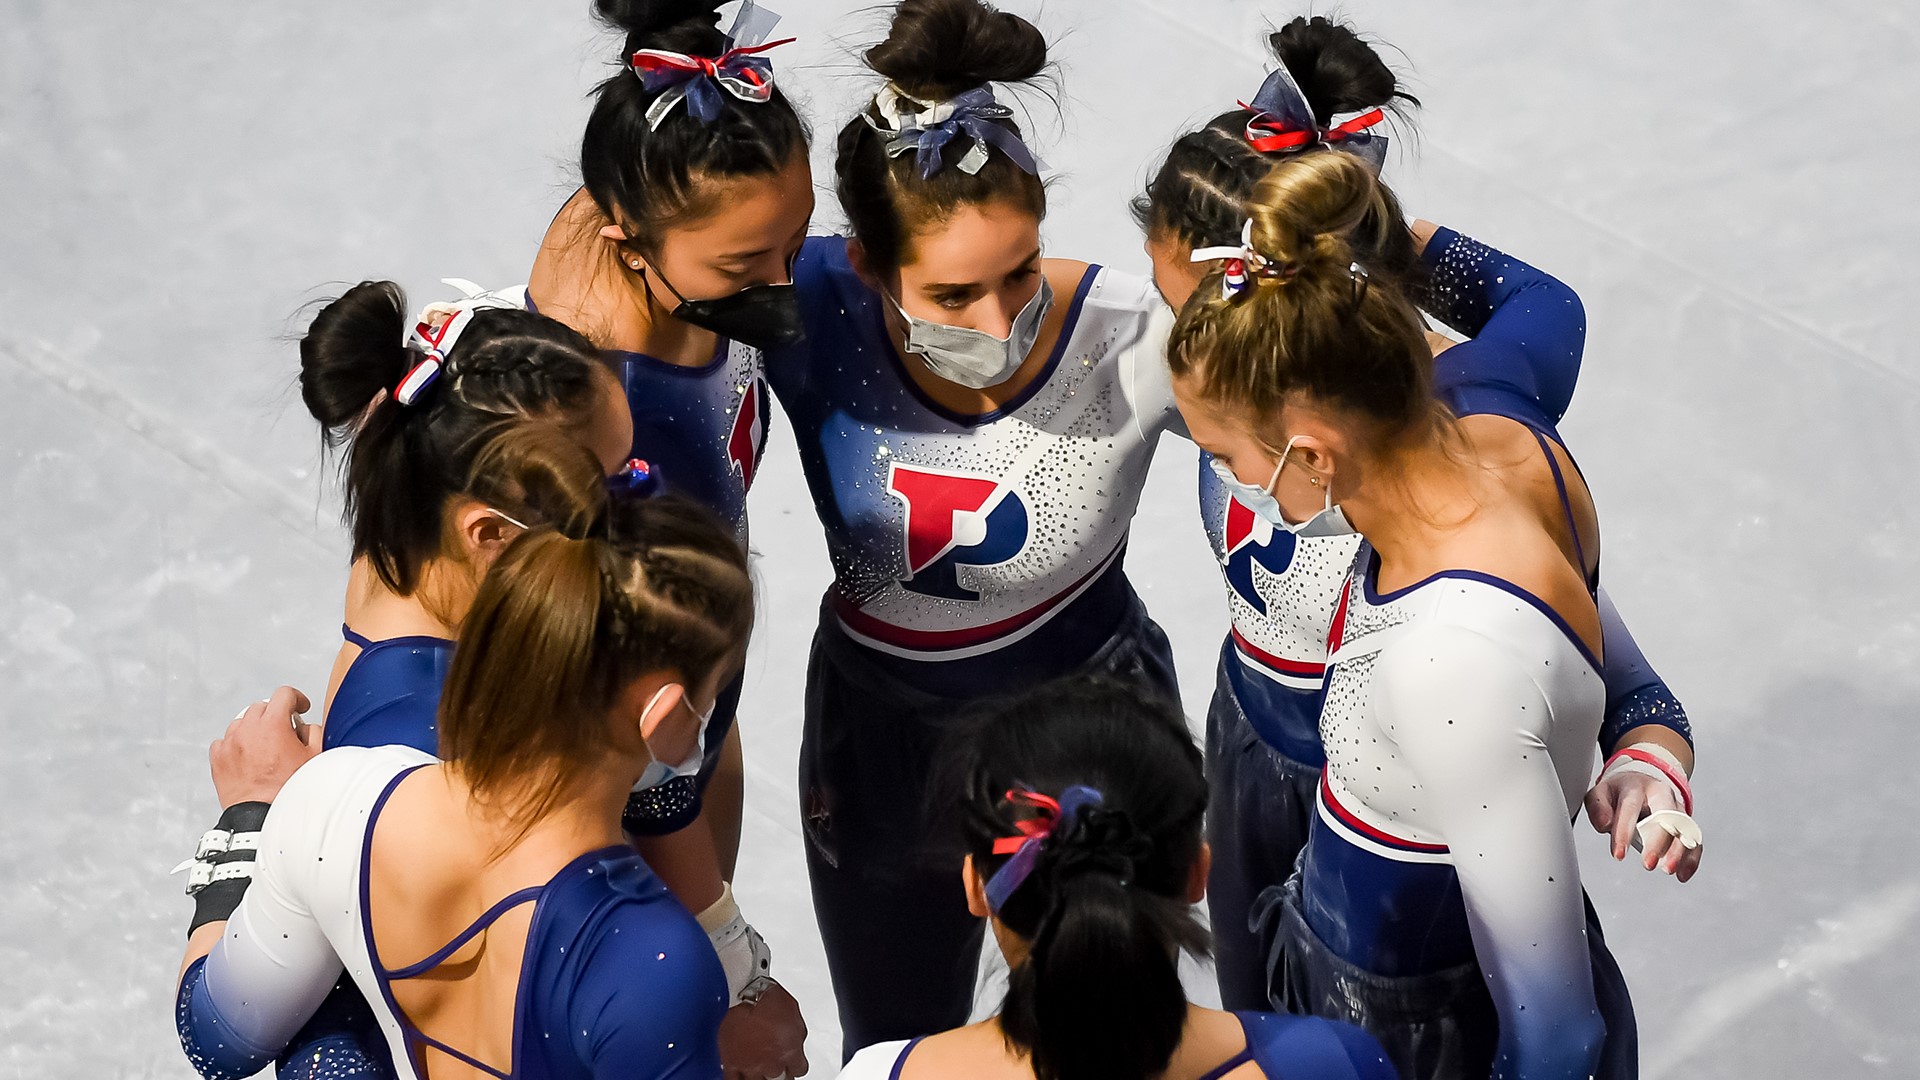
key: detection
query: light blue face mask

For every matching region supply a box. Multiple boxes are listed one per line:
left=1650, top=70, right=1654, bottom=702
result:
left=1207, top=437, right=1355, bottom=538
left=634, top=685, right=715, bottom=792
left=887, top=274, right=1054, bottom=389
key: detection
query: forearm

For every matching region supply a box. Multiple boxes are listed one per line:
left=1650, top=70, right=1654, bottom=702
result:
left=632, top=815, right=727, bottom=913
left=702, top=725, right=746, bottom=880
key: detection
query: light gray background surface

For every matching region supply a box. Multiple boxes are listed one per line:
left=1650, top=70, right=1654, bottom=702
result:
left=3, top=1, right=1916, bottom=1075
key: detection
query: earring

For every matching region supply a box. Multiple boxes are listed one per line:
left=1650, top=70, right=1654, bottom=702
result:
left=629, top=260, right=644, bottom=272
left=1309, top=476, right=1321, bottom=486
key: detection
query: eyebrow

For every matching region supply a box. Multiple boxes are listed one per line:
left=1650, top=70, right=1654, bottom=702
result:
left=922, top=248, right=1044, bottom=292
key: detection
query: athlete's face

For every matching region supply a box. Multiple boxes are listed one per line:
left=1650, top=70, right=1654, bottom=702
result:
left=1145, top=227, right=1208, bottom=311
left=1172, top=370, right=1335, bottom=523
left=888, top=200, right=1044, bottom=339
left=634, top=151, right=814, bottom=302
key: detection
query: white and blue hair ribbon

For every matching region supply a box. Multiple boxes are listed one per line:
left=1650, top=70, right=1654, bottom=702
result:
left=396, top=279, right=522, bottom=407
left=869, top=83, right=1044, bottom=181
left=631, top=1, right=795, bottom=131
left=984, top=785, right=1105, bottom=913
left=1242, top=60, right=1389, bottom=170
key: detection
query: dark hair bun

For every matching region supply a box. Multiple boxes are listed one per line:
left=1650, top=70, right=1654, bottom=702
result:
left=867, top=0, right=1048, bottom=103
left=1269, top=15, right=1417, bottom=125
left=299, top=281, right=411, bottom=436
left=595, top=0, right=725, bottom=53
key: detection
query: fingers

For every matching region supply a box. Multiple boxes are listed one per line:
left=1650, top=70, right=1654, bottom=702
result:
left=267, top=685, right=313, bottom=720
left=1609, top=786, right=1646, bottom=861
left=1640, top=826, right=1676, bottom=872
left=1674, top=843, right=1703, bottom=884
left=1584, top=784, right=1614, bottom=834
left=784, top=1048, right=810, bottom=1077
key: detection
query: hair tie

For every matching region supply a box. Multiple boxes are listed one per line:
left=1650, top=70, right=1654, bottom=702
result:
left=396, top=278, right=521, bottom=407
left=1239, top=60, right=1389, bottom=170
left=866, top=84, right=1044, bottom=181
left=606, top=457, right=667, bottom=501
left=984, top=785, right=1104, bottom=912
left=632, top=0, right=795, bottom=131
left=1189, top=220, right=1296, bottom=301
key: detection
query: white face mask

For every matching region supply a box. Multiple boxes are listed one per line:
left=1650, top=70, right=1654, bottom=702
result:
left=634, top=684, right=715, bottom=792
left=887, top=274, right=1054, bottom=389
left=1207, top=437, right=1355, bottom=538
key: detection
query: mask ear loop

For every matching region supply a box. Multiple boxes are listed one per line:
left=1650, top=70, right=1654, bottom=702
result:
left=1267, top=436, right=1334, bottom=516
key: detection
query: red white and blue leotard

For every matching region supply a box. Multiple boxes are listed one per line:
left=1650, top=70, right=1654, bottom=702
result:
left=1295, top=236, right=1622, bottom=1078
left=765, top=236, right=1178, bottom=691
left=523, top=290, right=769, bottom=544
left=1198, top=229, right=1690, bottom=768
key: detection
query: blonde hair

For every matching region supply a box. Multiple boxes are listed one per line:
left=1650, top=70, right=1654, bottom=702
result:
left=437, top=441, right=753, bottom=840
left=1167, top=151, right=1437, bottom=439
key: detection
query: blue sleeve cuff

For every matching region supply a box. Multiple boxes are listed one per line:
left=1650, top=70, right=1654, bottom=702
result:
left=176, top=957, right=278, bottom=1080
left=1600, top=682, right=1694, bottom=753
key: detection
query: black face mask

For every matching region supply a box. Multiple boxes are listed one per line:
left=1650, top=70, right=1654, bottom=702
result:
left=648, top=264, right=806, bottom=351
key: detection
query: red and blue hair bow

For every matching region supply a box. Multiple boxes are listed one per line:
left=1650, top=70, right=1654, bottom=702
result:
left=631, top=0, right=795, bottom=131
left=984, top=785, right=1105, bottom=913
left=1240, top=61, right=1388, bottom=169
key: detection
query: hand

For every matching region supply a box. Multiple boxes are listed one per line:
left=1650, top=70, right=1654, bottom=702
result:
left=210, top=686, right=320, bottom=808
left=1585, top=769, right=1702, bottom=883
left=718, top=979, right=809, bottom=1079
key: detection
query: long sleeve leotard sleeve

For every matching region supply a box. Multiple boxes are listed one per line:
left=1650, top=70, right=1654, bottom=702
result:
left=176, top=752, right=379, bottom=1079
left=1375, top=623, right=1608, bottom=1080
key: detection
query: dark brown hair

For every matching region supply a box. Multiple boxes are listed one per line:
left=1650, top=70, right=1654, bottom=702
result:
left=582, top=0, right=810, bottom=250
left=835, top=0, right=1049, bottom=274
left=438, top=479, right=753, bottom=835
left=950, top=676, right=1208, bottom=1080
left=1134, top=16, right=1420, bottom=278
left=298, top=282, right=610, bottom=596
left=1167, top=151, right=1434, bottom=435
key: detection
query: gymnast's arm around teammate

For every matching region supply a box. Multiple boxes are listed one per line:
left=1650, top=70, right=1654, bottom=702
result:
left=175, top=469, right=757, bottom=1079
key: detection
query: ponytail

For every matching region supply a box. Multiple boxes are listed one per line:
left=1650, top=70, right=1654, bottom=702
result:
left=440, top=482, right=752, bottom=837
left=296, top=282, right=611, bottom=595
left=1000, top=811, right=1205, bottom=1080
left=950, top=676, right=1208, bottom=1080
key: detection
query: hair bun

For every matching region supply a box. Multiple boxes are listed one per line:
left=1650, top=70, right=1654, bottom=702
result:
left=1268, top=15, right=1417, bottom=126
left=866, top=0, right=1047, bottom=103
left=595, top=0, right=725, bottom=52
left=1246, top=151, right=1379, bottom=275
left=299, top=281, right=412, bottom=435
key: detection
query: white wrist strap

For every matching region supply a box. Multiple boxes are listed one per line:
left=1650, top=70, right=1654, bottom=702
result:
left=698, top=883, right=775, bottom=1005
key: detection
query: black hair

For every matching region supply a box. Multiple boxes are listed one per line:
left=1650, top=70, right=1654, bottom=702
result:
left=1134, top=15, right=1421, bottom=274
left=298, top=281, right=610, bottom=596
left=581, top=0, right=810, bottom=251
left=950, top=675, right=1209, bottom=1080
left=835, top=0, right=1049, bottom=275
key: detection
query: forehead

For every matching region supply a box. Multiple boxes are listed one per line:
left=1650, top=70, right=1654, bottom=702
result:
left=660, top=157, right=814, bottom=251
left=899, top=201, right=1040, bottom=282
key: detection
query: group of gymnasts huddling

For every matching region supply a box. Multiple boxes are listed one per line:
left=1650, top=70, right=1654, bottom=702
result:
left=170, top=1, right=1707, bottom=1078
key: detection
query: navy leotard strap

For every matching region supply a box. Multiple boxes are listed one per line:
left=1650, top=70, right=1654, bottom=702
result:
left=889, top=1036, right=926, bottom=1080
left=1196, top=1046, right=1254, bottom=1080
left=380, top=887, right=546, bottom=980
left=341, top=623, right=377, bottom=649
left=1528, top=428, right=1593, bottom=592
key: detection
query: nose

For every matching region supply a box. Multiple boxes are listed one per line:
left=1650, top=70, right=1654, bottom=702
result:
left=977, top=294, right=1016, bottom=339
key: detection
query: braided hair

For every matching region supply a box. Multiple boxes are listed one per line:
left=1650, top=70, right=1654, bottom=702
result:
left=298, top=281, right=614, bottom=596
left=1134, top=16, right=1422, bottom=280
left=439, top=474, right=753, bottom=843
left=949, top=675, right=1209, bottom=1080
